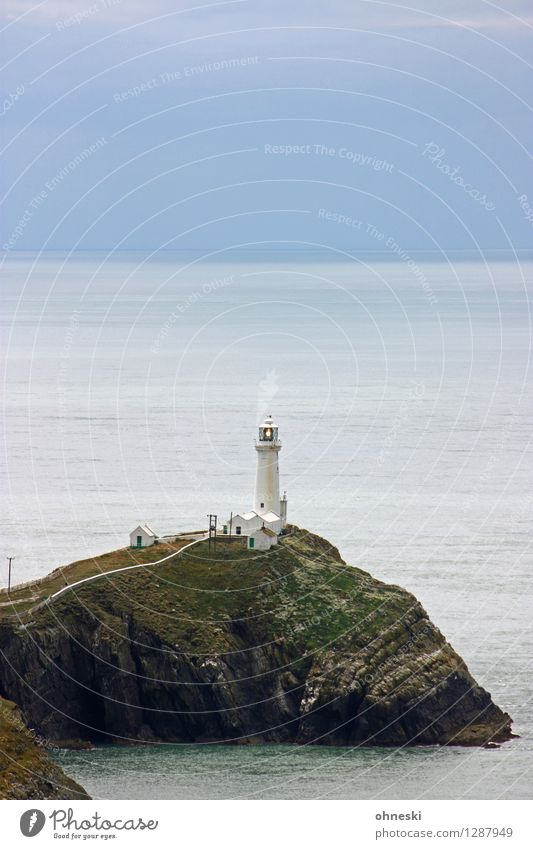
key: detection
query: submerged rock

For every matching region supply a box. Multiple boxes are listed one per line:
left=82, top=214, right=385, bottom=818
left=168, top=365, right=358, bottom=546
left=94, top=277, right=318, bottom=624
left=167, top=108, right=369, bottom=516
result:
left=0, top=528, right=513, bottom=748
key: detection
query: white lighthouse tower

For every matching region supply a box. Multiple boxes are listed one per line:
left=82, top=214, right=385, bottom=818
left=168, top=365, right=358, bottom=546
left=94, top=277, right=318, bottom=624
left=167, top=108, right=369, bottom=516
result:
left=253, top=415, right=281, bottom=514
left=223, top=415, right=287, bottom=545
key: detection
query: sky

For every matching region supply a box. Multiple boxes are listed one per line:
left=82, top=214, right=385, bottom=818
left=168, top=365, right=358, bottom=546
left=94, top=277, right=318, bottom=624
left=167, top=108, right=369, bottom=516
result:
left=1, top=0, right=532, bottom=256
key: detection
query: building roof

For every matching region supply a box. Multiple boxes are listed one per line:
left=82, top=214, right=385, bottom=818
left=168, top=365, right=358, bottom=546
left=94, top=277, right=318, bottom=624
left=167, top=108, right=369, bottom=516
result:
left=241, top=510, right=259, bottom=521
left=258, top=511, right=281, bottom=523
left=251, top=526, right=277, bottom=538
left=131, top=524, right=156, bottom=537
left=226, top=509, right=281, bottom=525
left=227, top=511, right=258, bottom=523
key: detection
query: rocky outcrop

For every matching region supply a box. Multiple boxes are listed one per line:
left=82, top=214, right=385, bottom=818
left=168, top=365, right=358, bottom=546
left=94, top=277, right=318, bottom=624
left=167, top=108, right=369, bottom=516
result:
left=0, top=697, right=89, bottom=799
left=0, top=528, right=513, bottom=748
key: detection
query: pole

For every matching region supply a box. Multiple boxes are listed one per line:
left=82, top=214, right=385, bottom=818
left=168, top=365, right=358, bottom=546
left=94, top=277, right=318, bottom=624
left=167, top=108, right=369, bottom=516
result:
left=229, top=511, right=233, bottom=538
left=207, top=515, right=217, bottom=553
left=7, top=557, right=14, bottom=594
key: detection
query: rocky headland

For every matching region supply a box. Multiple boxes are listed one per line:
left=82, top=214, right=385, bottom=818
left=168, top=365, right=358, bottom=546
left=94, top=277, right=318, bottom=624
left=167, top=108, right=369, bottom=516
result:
left=0, top=528, right=513, bottom=750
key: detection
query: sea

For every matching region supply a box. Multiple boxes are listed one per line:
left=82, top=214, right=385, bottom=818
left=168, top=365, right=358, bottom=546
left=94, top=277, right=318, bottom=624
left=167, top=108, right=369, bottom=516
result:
left=1, top=253, right=532, bottom=799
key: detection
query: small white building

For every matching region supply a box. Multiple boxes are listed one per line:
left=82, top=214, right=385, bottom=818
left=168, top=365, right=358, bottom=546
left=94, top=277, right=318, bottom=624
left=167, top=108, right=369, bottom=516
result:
left=248, top=526, right=278, bottom=551
left=129, top=524, right=157, bottom=548
left=223, top=511, right=261, bottom=537
left=222, top=510, right=282, bottom=537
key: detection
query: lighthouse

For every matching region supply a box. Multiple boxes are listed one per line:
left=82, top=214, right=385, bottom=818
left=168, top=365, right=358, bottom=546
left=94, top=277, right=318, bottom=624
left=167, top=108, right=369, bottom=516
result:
left=253, top=415, right=281, bottom=514
left=223, top=415, right=287, bottom=545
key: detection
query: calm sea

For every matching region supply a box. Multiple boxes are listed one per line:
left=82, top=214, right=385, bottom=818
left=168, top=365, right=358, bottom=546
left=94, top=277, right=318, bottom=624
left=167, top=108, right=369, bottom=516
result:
left=2, top=254, right=532, bottom=799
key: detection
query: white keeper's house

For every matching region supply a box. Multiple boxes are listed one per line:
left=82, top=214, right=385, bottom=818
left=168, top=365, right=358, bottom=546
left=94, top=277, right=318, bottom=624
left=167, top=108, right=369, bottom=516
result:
left=223, top=415, right=288, bottom=551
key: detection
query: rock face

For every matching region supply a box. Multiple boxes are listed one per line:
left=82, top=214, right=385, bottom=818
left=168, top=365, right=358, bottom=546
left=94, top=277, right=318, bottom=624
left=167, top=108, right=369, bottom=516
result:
left=0, top=528, right=513, bottom=748
left=0, top=697, right=89, bottom=799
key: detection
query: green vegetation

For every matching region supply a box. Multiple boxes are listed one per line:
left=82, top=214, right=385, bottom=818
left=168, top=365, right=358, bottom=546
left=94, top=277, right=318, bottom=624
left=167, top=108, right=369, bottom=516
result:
left=0, top=697, right=89, bottom=800
left=0, top=538, right=192, bottom=621
left=0, top=526, right=512, bottom=748
left=25, top=528, right=420, bottom=659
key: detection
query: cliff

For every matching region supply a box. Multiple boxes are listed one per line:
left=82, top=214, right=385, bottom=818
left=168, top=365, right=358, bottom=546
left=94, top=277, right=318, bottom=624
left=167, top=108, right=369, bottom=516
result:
left=0, top=697, right=89, bottom=799
left=0, top=528, right=513, bottom=748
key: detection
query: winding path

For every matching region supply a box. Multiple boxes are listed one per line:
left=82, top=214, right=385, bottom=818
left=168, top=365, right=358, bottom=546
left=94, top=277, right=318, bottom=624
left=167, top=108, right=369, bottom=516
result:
left=45, top=533, right=207, bottom=605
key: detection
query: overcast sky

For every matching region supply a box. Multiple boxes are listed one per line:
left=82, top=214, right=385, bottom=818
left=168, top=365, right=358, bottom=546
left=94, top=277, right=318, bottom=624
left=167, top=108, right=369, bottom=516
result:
left=2, top=0, right=532, bottom=255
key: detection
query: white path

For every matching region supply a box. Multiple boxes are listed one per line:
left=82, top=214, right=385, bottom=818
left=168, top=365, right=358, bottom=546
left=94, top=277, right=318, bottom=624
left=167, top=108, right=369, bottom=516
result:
left=46, top=533, right=207, bottom=605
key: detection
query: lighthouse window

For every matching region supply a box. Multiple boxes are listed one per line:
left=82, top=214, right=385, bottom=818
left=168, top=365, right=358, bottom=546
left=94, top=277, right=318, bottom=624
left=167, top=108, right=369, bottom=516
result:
left=260, top=502, right=264, bottom=508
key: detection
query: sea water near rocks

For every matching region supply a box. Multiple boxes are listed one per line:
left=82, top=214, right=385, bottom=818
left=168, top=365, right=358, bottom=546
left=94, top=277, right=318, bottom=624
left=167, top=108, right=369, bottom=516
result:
left=2, top=254, right=532, bottom=799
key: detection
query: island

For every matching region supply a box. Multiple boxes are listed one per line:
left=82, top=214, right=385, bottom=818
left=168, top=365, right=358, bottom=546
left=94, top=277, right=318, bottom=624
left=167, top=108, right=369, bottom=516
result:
left=0, top=527, right=513, bottom=750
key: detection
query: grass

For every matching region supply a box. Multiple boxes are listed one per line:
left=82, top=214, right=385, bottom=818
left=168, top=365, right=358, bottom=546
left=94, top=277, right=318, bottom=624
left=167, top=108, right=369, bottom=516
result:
left=20, top=528, right=423, bottom=660
left=0, top=538, right=194, bottom=621
left=0, top=697, right=89, bottom=799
